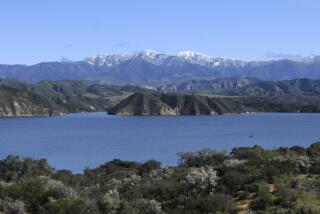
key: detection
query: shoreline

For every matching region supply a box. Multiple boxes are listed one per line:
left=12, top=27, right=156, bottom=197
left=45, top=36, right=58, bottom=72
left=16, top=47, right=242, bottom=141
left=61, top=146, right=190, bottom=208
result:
left=0, top=110, right=317, bottom=118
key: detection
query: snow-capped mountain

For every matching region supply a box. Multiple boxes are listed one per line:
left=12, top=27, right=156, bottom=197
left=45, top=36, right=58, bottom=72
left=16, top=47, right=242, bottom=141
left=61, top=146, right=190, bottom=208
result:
left=176, top=51, right=246, bottom=68
left=1, top=50, right=320, bottom=85
left=84, top=54, right=131, bottom=67
left=84, top=50, right=167, bottom=67
left=132, top=50, right=170, bottom=65
left=83, top=50, right=246, bottom=68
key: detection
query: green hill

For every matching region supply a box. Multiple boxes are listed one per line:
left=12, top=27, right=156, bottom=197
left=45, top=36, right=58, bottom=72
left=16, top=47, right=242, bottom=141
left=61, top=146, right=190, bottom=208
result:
left=237, top=78, right=320, bottom=104
left=31, top=80, right=151, bottom=112
left=157, top=77, right=260, bottom=94
left=159, top=78, right=320, bottom=106
left=108, top=92, right=320, bottom=116
left=0, top=85, right=63, bottom=116
left=0, top=79, right=150, bottom=116
left=2, top=78, right=320, bottom=117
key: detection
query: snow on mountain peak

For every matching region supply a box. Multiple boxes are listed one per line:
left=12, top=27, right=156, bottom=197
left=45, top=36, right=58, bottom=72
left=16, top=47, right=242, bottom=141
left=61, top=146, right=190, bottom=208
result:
left=177, top=51, right=211, bottom=59
left=176, top=51, right=244, bottom=67
left=84, top=50, right=245, bottom=68
left=177, top=51, right=241, bottom=62
left=300, top=55, right=320, bottom=63
left=134, top=50, right=162, bottom=58
left=84, top=54, right=130, bottom=67
left=142, top=49, right=160, bottom=55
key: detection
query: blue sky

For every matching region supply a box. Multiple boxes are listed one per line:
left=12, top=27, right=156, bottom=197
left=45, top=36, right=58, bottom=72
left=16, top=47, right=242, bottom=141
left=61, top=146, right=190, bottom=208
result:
left=1, top=0, right=319, bottom=64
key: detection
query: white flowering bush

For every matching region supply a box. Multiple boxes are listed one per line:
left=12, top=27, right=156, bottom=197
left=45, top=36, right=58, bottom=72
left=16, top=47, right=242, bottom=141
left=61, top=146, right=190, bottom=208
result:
left=0, top=198, right=27, bottom=214
left=296, top=156, right=311, bottom=172
left=183, top=166, right=218, bottom=192
left=148, top=168, right=174, bottom=181
left=42, top=177, right=77, bottom=198
left=103, top=178, right=124, bottom=190
left=102, top=189, right=121, bottom=213
left=223, top=159, right=247, bottom=169
left=123, top=173, right=141, bottom=186
left=134, top=198, right=163, bottom=214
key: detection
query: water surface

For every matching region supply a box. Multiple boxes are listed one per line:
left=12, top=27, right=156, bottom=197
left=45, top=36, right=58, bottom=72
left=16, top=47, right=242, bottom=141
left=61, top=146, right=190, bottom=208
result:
left=0, top=112, right=319, bottom=172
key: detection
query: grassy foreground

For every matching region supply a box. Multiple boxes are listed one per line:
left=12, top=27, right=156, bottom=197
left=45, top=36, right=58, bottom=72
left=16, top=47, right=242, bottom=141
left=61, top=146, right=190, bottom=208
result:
left=1, top=142, right=320, bottom=213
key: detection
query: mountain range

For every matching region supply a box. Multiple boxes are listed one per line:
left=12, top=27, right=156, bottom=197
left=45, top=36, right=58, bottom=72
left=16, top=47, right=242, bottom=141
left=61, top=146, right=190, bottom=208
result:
left=1, top=50, right=320, bottom=85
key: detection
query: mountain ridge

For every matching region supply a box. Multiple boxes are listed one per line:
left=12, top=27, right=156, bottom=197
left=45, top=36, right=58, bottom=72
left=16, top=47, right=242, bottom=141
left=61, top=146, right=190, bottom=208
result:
left=1, top=51, right=320, bottom=85
left=0, top=79, right=150, bottom=116
left=108, top=92, right=320, bottom=116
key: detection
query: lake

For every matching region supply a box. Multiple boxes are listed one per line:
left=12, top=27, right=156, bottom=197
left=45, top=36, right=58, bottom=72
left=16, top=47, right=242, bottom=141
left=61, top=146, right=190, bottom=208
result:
left=0, top=112, right=320, bottom=172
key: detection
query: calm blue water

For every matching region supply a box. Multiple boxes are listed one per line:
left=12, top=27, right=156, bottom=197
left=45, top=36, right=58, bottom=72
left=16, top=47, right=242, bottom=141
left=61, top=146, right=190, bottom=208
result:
left=0, top=112, right=320, bottom=172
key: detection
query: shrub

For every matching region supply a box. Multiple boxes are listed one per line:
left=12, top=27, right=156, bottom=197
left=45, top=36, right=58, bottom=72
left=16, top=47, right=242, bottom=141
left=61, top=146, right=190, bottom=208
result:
left=274, top=183, right=297, bottom=208
left=0, top=156, right=53, bottom=182
left=178, top=149, right=227, bottom=167
left=182, top=193, right=236, bottom=213
left=134, top=199, right=163, bottom=214
left=307, top=142, right=320, bottom=159
left=43, top=177, right=77, bottom=199
left=296, top=156, right=311, bottom=173
left=139, top=160, right=161, bottom=175
left=44, top=198, right=94, bottom=214
left=0, top=198, right=27, bottom=214
left=6, top=178, right=51, bottom=213
left=290, top=146, right=306, bottom=155
left=251, top=183, right=274, bottom=210
left=182, top=166, right=218, bottom=193
left=220, top=170, right=249, bottom=192
left=231, top=145, right=264, bottom=160
left=202, top=193, right=236, bottom=213
left=100, top=189, right=120, bottom=214
left=222, top=159, right=247, bottom=169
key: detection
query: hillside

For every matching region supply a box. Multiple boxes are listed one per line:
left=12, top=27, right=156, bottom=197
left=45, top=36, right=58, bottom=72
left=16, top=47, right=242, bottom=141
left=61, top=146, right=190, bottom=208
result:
left=2, top=78, right=320, bottom=117
left=157, top=77, right=261, bottom=94
left=237, top=78, right=320, bottom=104
left=108, top=92, right=320, bottom=116
left=2, top=142, right=320, bottom=213
left=158, top=78, right=320, bottom=105
left=31, top=80, right=121, bottom=112
left=0, top=85, right=63, bottom=116
left=0, top=79, right=150, bottom=116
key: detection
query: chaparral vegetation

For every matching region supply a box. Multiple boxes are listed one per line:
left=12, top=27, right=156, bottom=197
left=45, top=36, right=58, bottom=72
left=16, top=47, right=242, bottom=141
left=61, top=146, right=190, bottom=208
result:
left=2, top=142, right=320, bottom=213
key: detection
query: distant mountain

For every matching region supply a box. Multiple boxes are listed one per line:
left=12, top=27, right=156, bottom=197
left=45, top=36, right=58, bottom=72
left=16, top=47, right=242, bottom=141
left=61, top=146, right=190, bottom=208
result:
left=236, top=78, right=320, bottom=104
left=158, top=78, right=320, bottom=105
left=108, top=92, right=320, bottom=116
left=157, top=77, right=261, bottom=94
left=1, top=51, right=320, bottom=85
